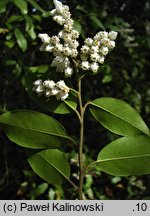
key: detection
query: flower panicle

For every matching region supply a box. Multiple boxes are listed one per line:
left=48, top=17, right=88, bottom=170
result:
left=80, top=31, right=118, bottom=73
left=35, top=0, right=118, bottom=100
left=38, top=0, right=79, bottom=79
left=33, top=79, right=70, bottom=101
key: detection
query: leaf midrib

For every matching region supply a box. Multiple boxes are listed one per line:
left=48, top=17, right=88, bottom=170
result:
left=97, top=153, right=150, bottom=164
left=39, top=153, right=70, bottom=181
left=1, top=122, right=70, bottom=140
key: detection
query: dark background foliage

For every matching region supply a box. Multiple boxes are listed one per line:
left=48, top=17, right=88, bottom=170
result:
left=0, top=0, right=150, bottom=199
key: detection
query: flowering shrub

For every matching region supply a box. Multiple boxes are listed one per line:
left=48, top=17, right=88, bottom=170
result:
left=0, top=0, right=150, bottom=200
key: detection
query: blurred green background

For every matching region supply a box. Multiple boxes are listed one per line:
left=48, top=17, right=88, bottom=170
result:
left=0, top=0, right=150, bottom=199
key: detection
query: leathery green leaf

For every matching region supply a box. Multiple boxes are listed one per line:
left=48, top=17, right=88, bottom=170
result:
left=0, top=110, right=74, bottom=149
left=28, top=149, right=70, bottom=185
left=96, top=135, right=150, bottom=176
left=90, top=97, right=149, bottom=136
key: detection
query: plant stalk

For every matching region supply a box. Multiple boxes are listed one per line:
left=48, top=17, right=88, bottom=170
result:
left=78, top=76, right=85, bottom=200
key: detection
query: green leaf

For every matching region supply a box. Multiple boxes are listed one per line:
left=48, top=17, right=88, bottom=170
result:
left=6, top=15, right=22, bottom=23
left=12, top=0, right=28, bottom=14
left=0, top=110, right=74, bottom=149
left=73, top=21, right=84, bottom=36
left=31, top=15, right=42, bottom=22
left=53, top=91, right=78, bottom=114
left=4, top=60, right=16, bottom=66
left=25, top=15, right=33, bottom=31
left=73, top=21, right=82, bottom=33
left=26, top=0, right=45, bottom=13
left=6, top=15, right=22, bottom=30
left=27, top=26, right=36, bottom=40
left=96, top=135, right=150, bottom=176
left=76, top=5, right=87, bottom=13
left=89, top=13, right=105, bottom=30
left=63, top=96, right=78, bottom=113
left=28, top=149, right=70, bottom=184
left=32, top=183, right=48, bottom=197
left=102, top=75, right=112, bottom=83
left=25, top=15, right=36, bottom=40
left=14, top=28, right=27, bottom=52
left=90, top=97, right=149, bottom=136
left=5, top=41, right=15, bottom=49
left=0, top=0, right=9, bottom=13
left=28, top=65, right=49, bottom=74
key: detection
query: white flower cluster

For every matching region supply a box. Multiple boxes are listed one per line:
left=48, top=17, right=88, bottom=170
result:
left=33, top=79, right=69, bottom=100
left=80, top=31, right=118, bottom=73
left=38, top=0, right=79, bottom=78
left=34, top=0, right=118, bottom=100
